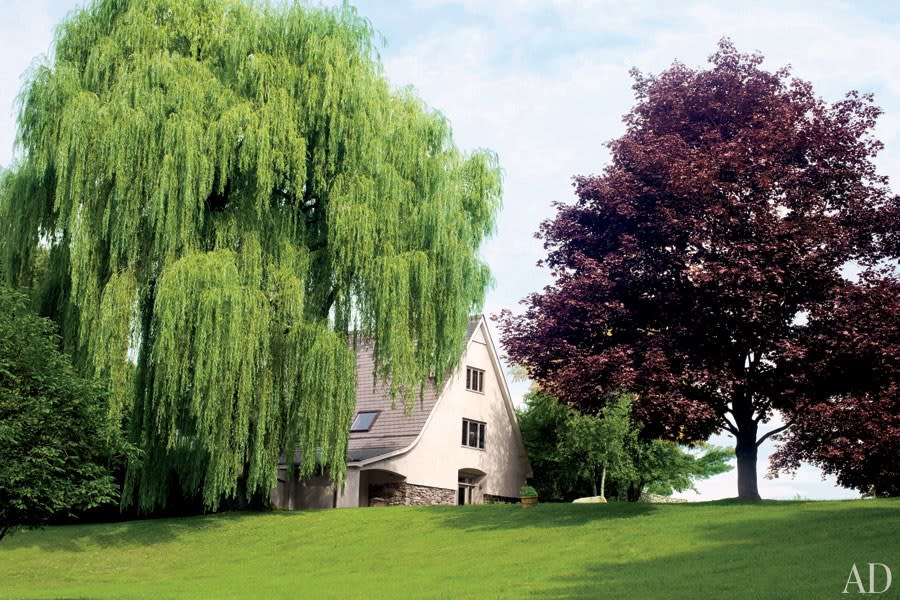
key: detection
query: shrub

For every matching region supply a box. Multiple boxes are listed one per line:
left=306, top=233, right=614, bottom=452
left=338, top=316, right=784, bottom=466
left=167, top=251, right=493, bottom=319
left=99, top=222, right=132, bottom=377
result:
left=520, top=485, right=538, bottom=497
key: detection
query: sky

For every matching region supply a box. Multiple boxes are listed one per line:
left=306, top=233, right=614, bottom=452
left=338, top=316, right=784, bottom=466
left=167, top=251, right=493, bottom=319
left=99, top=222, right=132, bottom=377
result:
left=2, top=0, right=898, bottom=501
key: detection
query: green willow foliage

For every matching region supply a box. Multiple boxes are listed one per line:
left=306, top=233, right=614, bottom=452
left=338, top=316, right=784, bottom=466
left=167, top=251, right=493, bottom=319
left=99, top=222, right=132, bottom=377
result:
left=1, top=0, right=501, bottom=512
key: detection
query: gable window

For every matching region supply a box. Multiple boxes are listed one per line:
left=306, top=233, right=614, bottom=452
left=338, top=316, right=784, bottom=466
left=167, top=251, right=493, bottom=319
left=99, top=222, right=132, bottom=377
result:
left=461, top=419, right=485, bottom=449
left=350, top=411, right=379, bottom=432
left=466, top=367, right=484, bottom=393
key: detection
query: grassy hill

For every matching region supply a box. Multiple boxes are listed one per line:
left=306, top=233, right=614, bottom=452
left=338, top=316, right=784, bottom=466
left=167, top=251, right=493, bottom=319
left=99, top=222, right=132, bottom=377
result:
left=0, top=499, right=897, bottom=599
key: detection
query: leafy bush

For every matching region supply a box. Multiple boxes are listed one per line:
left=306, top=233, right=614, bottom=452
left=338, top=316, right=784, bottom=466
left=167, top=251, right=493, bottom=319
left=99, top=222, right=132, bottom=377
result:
left=520, top=485, right=538, bottom=497
left=0, top=284, right=130, bottom=541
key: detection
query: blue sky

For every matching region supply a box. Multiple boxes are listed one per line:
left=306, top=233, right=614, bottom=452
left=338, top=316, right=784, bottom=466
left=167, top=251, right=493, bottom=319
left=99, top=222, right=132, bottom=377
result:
left=2, top=0, right=898, bottom=501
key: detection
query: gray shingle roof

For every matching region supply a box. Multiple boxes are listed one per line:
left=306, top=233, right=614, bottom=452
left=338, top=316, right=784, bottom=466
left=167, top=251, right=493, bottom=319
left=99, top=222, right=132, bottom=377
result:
left=348, top=446, right=402, bottom=462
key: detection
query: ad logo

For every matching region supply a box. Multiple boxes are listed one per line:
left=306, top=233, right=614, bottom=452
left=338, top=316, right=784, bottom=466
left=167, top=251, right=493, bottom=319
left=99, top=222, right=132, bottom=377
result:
left=843, top=563, right=893, bottom=594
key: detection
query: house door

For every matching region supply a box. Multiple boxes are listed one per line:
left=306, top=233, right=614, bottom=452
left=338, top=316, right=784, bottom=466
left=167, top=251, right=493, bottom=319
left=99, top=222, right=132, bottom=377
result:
left=458, top=476, right=476, bottom=505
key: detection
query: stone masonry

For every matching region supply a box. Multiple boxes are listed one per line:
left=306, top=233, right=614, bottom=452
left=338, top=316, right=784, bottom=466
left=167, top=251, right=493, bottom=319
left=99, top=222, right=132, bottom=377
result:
left=368, top=481, right=455, bottom=506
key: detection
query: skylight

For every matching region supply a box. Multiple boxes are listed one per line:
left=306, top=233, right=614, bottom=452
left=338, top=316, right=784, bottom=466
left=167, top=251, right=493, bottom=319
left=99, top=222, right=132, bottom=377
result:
left=350, top=411, right=379, bottom=432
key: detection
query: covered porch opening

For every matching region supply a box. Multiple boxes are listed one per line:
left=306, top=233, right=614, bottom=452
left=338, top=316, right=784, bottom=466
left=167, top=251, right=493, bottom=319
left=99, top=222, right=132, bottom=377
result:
left=457, top=468, right=486, bottom=505
left=359, top=468, right=406, bottom=507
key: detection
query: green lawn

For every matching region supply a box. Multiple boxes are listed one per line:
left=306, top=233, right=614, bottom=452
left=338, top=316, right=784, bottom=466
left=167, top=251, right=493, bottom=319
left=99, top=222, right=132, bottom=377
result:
left=0, top=499, right=897, bottom=599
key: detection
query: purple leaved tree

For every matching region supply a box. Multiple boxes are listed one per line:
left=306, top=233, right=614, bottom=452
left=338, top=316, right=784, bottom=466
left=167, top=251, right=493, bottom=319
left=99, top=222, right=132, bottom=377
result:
left=499, top=40, right=900, bottom=500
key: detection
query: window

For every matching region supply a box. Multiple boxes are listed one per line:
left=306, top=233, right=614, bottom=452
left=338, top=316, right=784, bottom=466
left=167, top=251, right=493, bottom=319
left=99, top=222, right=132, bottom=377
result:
left=461, top=419, right=485, bottom=449
left=466, top=367, right=484, bottom=393
left=350, top=411, right=379, bottom=432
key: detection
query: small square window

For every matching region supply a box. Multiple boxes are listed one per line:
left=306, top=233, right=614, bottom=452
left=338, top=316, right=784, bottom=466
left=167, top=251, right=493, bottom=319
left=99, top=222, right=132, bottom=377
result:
left=350, top=411, right=379, bottom=432
left=466, top=367, right=484, bottom=393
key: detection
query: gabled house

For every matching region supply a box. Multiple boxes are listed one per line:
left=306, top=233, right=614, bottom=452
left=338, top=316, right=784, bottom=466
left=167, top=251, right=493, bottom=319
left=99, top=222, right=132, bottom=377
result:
left=271, top=316, right=532, bottom=508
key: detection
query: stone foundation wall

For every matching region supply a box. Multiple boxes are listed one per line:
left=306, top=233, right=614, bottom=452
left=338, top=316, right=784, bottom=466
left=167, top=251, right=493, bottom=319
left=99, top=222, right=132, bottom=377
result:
left=484, top=494, right=519, bottom=505
left=368, top=481, right=455, bottom=506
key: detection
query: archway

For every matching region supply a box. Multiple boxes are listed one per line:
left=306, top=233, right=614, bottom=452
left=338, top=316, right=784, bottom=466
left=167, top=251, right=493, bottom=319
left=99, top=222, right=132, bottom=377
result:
left=457, top=468, right=486, bottom=505
left=359, top=468, right=406, bottom=507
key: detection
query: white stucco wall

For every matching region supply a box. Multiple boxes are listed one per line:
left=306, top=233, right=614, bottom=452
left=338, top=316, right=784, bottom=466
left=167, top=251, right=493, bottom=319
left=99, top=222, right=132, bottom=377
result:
left=366, top=321, right=531, bottom=500
left=336, top=467, right=360, bottom=508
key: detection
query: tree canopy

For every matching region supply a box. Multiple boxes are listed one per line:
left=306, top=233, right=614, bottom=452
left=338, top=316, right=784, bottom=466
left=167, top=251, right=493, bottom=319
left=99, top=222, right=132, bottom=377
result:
left=499, top=40, right=899, bottom=500
left=1, top=0, right=501, bottom=512
left=559, top=392, right=635, bottom=500
left=770, top=278, right=899, bottom=496
left=0, top=283, right=125, bottom=541
left=517, top=391, right=732, bottom=502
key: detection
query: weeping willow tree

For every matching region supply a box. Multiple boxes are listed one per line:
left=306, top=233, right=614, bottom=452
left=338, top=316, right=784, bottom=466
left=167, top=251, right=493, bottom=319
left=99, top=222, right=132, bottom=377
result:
left=0, top=0, right=501, bottom=512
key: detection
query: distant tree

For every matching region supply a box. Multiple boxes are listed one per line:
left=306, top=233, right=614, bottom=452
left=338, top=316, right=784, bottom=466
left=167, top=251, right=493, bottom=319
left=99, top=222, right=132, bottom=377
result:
left=516, top=391, right=576, bottom=501
left=624, top=440, right=733, bottom=501
left=560, top=394, right=636, bottom=500
left=0, top=284, right=126, bottom=542
left=499, top=40, right=899, bottom=499
left=517, top=391, right=732, bottom=501
left=1, top=0, right=500, bottom=512
left=771, top=277, right=900, bottom=496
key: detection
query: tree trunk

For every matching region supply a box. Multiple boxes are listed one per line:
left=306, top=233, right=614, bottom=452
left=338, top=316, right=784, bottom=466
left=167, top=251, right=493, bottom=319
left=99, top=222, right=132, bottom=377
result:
left=627, top=480, right=642, bottom=502
left=735, top=426, right=761, bottom=501
left=600, top=464, right=607, bottom=500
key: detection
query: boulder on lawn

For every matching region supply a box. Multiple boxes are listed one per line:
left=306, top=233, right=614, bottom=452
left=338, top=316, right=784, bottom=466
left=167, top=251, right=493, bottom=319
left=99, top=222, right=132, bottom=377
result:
left=639, top=493, right=687, bottom=503
left=573, top=496, right=607, bottom=503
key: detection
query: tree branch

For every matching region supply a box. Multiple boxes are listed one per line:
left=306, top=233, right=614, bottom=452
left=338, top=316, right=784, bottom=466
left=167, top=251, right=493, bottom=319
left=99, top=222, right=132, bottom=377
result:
left=322, top=284, right=340, bottom=317
left=756, top=420, right=795, bottom=447
left=721, top=416, right=739, bottom=436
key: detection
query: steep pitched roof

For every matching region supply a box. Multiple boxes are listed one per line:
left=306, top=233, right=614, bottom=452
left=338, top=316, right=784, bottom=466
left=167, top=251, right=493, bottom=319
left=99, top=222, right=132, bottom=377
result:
left=347, top=317, right=481, bottom=463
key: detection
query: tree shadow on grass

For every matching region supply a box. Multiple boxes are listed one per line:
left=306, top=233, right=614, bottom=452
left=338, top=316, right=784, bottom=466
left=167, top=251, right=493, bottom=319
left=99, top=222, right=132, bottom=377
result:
left=544, top=500, right=900, bottom=599
left=1, top=511, right=234, bottom=553
left=432, top=500, right=658, bottom=531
